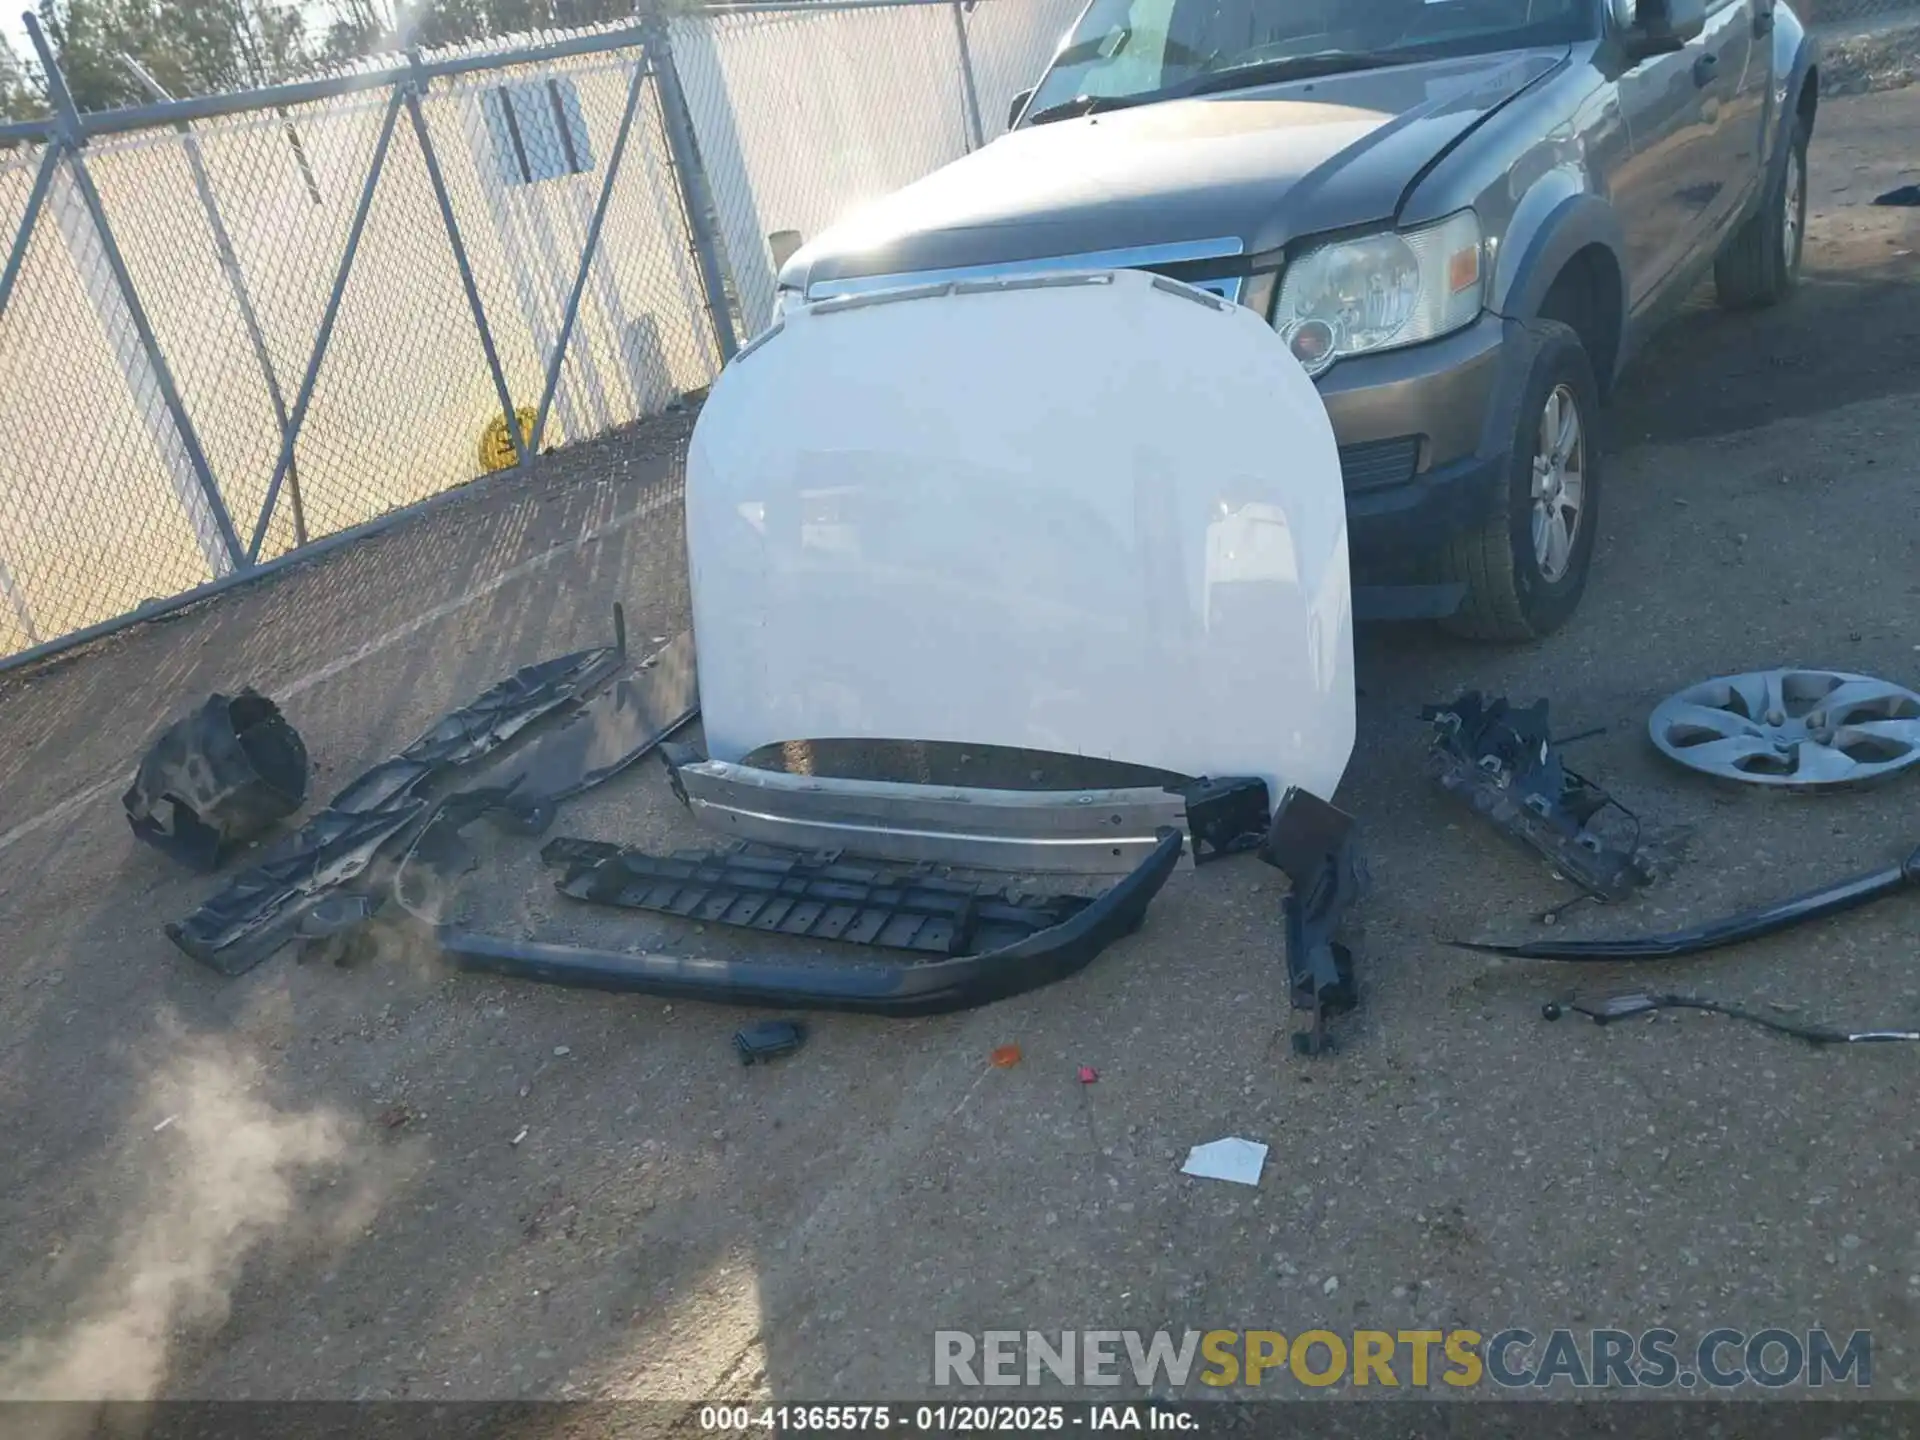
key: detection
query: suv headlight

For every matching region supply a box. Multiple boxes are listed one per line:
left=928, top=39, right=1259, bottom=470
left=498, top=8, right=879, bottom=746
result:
left=1273, top=210, right=1485, bottom=377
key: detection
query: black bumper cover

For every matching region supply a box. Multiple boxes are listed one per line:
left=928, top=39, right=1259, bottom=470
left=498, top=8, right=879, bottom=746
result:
left=435, top=827, right=1184, bottom=1017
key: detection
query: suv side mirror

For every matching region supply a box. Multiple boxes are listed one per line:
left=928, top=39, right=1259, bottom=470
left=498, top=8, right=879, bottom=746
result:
left=1621, top=0, right=1707, bottom=59
left=1008, top=88, right=1034, bottom=129
left=768, top=230, right=804, bottom=271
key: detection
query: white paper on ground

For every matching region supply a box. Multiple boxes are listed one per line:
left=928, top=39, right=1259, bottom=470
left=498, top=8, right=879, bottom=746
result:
left=1181, top=1137, right=1269, bottom=1186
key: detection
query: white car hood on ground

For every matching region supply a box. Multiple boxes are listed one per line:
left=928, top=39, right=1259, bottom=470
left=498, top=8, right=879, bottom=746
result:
left=685, top=268, right=1355, bottom=806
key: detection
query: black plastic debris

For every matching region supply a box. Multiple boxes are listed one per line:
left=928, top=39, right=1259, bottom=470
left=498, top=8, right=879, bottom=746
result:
left=1176, top=776, right=1272, bottom=864
left=124, top=690, right=309, bottom=871
left=435, top=828, right=1183, bottom=1017
left=389, top=642, right=624, bottom=772
left=735, top=1019, right=808, bottom=1064
left=294, top=892, right=387, bottom=968
left=655, top=739, right=704, bottom=807
left=391, top=788, right=511, bottom=925
left=169, top=804, right=425, bottom=974
left=539, top=836, right=624, bottom=871
left=1457, top=840, right=1920, bottom=962
left=167, top=631, right=624, bottom=976
left=1422, top=692, right=1655, bottom=901
left=1259, top=788, right=1364, bottom=1056
left=1543, top=992, right=1920, bottom=1046
left=549, top=840, right=1092, bottom=956
left=482, top=632, right=698, bottom=835
left=1874, top=185, right=1920, bottom=208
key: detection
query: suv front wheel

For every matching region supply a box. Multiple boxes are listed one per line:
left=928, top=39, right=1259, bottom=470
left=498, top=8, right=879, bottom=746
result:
left=1440, top=320, right=1602, bottom=642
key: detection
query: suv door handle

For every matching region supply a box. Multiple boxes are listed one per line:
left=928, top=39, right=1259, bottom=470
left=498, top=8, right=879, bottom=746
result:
left=1693, top=52, right=1719, bottom=86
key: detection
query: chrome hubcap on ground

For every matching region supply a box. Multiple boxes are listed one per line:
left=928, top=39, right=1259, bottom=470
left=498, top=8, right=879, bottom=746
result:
left=1530, top=383, right=1585, bottom=583
left=1784, top=148, right=1805, bottom=270
left=1649, top=669, right=1920, bottom=788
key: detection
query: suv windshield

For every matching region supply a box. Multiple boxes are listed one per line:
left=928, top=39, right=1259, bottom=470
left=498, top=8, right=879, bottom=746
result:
left=1023, top=0, right=1592, bottom=121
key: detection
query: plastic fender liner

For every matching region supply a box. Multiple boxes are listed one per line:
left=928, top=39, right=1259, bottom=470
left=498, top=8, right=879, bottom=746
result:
left=125, top=689, right=309, bottom=871
left=434, top=828, right=1184, bottom=1017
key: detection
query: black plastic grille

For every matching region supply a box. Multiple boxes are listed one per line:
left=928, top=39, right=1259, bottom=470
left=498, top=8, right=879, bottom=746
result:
left=1338, top=436, right=1422, bottom=494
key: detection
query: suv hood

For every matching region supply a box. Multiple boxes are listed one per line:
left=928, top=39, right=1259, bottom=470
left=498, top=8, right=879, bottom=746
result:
left=789, top=47, right=1565, bottom=293
left=689, top=268, right=1355, bottom=808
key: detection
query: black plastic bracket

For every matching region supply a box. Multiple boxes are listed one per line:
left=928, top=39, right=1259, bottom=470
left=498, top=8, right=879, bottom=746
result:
left=1422, top=692, right=1655, bottom=902
left=1260, top=788, right=1363, bottom=1056
left=1174, top=776, right=1271, bottom=864
left=658, top=739, right=703, bottom=808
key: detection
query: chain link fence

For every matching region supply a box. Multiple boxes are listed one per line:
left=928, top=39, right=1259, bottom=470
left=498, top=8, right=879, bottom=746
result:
left=669, top=0, right=1083, bottom=336
left=0, top=0, right=1078, bottom=667
left=0, top=142, right=231, bottom=654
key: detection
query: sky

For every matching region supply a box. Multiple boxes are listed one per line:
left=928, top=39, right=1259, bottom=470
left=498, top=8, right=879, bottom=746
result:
left=3, top=9, right=36, bottom=63
left=0, top=1, right=344, bottom=72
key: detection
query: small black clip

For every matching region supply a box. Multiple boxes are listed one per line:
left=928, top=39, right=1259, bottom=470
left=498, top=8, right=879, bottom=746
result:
left=734, top=1019, right=808, bottom=1065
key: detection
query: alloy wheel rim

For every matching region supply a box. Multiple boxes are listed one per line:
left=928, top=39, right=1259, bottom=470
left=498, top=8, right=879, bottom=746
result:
left=1783, top=149, right=1805, bottom=271
left=1530, top=384, right=1585, bottom=583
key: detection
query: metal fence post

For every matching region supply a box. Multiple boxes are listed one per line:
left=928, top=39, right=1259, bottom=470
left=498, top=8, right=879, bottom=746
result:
left=528, top=51, right=650, bottom=455
left=0, top=143, right=59, bottom=326
left=404, top=51, right=530, bottom=469
left=950, top=1, right=986, bottom=150
left=0, top=556, right=38, bottom=648
left=246, top=83, right=405, bottom=562
left=23, top=13, right=246, bottom=576
left=120, top=54, right=310, bottom=547
left=643, top=16, right=740, bottom=363
left=0, top=141, right=51, bottom=644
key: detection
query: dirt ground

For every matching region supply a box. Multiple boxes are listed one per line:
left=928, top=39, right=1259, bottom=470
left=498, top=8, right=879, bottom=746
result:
left=3, top=81, right=1920, bottom=1425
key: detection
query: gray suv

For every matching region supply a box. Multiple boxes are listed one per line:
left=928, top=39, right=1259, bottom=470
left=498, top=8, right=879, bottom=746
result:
left=777, top=0, right=1819, bottom=639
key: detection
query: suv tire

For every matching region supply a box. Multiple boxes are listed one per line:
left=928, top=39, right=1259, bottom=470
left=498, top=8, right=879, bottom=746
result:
left=1715, top=114, right=1808, bottom=309
left=1440, top=320, right=1601, bottom=642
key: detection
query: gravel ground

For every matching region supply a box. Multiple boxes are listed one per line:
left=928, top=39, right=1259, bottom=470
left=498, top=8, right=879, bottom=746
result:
left=1, top=84, right=1919, bottom=1430
left=1822, top=18, right=1920, bottom=94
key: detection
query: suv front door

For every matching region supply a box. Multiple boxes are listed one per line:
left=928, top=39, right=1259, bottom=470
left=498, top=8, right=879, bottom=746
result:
left=1694, top=0, right=1768, bottom=243
left=1612, top=0, right=1754, bottom=314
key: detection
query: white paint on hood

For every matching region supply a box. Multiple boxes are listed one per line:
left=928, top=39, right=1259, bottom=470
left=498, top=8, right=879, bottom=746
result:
left=685, top=267, right=1355, bottom=806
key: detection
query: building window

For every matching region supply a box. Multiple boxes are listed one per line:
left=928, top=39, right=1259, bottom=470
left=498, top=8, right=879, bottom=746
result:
left=481, top=77, right=595, bottom=186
